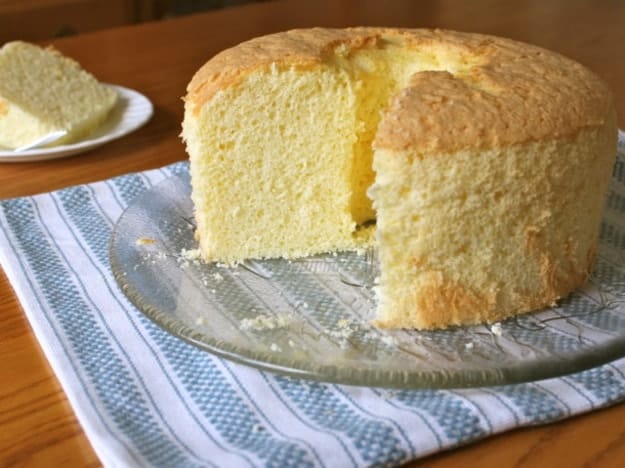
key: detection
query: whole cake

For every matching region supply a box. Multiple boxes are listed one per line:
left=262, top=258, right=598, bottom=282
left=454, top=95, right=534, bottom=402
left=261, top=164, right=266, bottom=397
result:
left=0, top=41, right=117, bottom=149
left=182, top=27, right=617, bottom=329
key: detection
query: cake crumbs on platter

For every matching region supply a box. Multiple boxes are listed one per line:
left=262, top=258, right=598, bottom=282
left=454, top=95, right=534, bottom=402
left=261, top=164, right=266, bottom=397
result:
left=135, top=236, right=156, bottom=245
left=180, top=248, right=202, bottom=261
left=380, top=334, right=397, bottom=347
left=490, top=323, right=503, bottom=336
left=177, top=248, right=203, bottom=268
left=336, top=318, right=351, bottom=329
left=465, top=341, right=474, bottom=350
left=240, top=314, right=292, bottom=331
left=270, top=343, right=282, bottom=352
left=327, top=319, right=358, bottom=345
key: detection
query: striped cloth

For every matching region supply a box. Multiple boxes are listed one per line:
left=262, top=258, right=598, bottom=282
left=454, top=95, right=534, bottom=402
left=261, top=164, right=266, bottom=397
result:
left=1, top=131, right=625, bottom=467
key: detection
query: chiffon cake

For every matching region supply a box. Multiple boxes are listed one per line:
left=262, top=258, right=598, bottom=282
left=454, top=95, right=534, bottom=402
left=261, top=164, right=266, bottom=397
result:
left=181, top=28, right=617, bottom=329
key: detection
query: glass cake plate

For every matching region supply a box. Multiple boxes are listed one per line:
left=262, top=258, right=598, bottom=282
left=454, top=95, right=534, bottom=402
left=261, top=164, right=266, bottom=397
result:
left=110, top=137, right=625, bottom=389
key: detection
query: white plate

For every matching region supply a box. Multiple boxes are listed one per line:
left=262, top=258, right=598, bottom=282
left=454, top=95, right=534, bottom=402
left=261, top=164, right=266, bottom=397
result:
left=0, top=85, right=153, bottom=162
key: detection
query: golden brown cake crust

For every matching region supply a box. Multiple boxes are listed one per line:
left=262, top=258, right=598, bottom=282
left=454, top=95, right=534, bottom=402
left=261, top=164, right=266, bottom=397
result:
left=185, top=27, right=614, bottom=154
left=374, top=32, right=614, bottom=153
left=186, top=28, right=375, bottom=112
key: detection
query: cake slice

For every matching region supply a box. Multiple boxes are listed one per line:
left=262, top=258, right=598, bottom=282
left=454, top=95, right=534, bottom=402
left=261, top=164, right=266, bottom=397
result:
left=0, top=41, right=117, bottom=150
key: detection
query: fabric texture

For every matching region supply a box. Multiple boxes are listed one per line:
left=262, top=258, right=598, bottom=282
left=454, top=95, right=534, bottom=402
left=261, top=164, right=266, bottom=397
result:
left=1, top=132, right=625, bottom=467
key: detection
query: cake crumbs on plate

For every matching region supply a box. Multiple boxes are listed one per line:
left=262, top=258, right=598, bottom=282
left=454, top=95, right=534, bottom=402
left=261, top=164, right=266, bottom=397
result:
left=327, top=319, right=358, bottom=345
left=337, top=318, right=350, bottom=328
left=240, top=314, right=292, bottom=331
left=177, top=248, right=203, bottom=268
left=490, top=323, right=503, bottom=336
left=380, top=334, right=397, bottom=347
left=180, top=248, right=202, bottom=261
left=135, top=236, right=156, bottom=245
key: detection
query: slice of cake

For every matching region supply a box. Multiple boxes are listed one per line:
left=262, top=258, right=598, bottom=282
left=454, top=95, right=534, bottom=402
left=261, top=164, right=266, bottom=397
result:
left=0, top=41, right=117, bottom=150
left=181, top=27, right=617, bottom=329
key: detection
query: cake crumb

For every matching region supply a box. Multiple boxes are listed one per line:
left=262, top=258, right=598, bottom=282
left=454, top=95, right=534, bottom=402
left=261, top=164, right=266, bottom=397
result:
left=380, top=334, right=397, bottom=347
left=490, top=323, right=503, bottom=336
left=295, top=300, right=309, bottom=309
left=337, top=318, right=350, bottom=328
left=180, top=248, right=202, bottom=261
left=240, top=314, right=291, bottom=331
left=465, top=342, right=474, bottom=350
left=327, top=319, right=356, bottom=344
left=270, top=343, right=282, bottom=352
left=135, top=237, right=156, bottom=245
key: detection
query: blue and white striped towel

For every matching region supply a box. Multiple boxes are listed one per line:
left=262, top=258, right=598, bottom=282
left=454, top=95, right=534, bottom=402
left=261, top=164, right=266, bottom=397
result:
left=1, top=132, right=625, bottom=467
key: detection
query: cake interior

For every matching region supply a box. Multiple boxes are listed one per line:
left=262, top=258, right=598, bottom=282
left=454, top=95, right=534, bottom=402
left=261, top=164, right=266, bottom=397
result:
left=186, top=37, right=477, bottom=263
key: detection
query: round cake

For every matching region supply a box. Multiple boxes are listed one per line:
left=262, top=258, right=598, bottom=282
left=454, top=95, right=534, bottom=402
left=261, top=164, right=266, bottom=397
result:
left=181, top=27, right=617, bottom=329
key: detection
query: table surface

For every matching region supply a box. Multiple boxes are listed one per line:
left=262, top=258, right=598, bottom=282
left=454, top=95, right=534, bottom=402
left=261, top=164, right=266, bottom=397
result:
left=1, top=0, right=624, bottom=466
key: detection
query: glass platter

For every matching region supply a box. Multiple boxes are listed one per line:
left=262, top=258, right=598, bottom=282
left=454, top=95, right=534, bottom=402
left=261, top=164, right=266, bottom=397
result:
left=110, top=141, right=625, bottom=389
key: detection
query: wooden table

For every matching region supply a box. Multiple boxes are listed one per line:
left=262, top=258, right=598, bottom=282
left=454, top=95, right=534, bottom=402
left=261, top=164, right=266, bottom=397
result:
left=1, top=0, right=624, bottom=465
